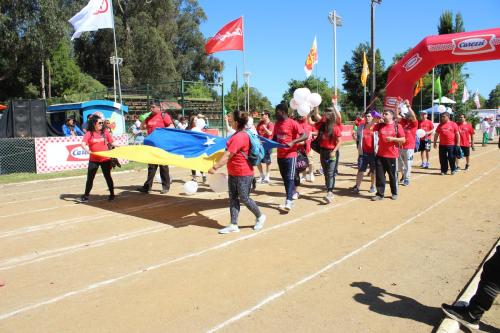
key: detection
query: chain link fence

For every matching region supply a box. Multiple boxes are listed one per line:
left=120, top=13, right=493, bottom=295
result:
left=0, top=138, right=36, bottom=174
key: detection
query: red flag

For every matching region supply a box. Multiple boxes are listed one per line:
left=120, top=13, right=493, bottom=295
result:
left=205, top=17, right=244, bottom=54
left=449, top=80, right=458, bottom=94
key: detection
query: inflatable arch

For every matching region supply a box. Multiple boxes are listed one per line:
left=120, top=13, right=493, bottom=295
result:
left=384, top=28, right=500, bottom=110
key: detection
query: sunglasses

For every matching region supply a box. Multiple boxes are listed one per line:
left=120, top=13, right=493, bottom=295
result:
left=97, top=122, right=103, bottom=125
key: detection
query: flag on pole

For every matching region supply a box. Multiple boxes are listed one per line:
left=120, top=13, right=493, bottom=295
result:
left=304, top=36, right=318, bottom=78
left=449, top=80, right=458, bottom=94
left=473, top=89, right=481, bottom=109
left=414, top=77, right=424, bottom=97
left=361, top=51, right=370, bottom=87
left=205, top=17, right=244, bottom=54
left=461, top=85, right=470, bottom=103
left=69, top=0, right=114, bottom=40
left=435, top=77, right=442, bottom=103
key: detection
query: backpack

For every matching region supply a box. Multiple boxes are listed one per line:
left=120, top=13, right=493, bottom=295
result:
left=241, top=130, right=265, bottom=166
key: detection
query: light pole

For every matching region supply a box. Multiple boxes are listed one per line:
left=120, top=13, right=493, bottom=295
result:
left=328, top=10, right=342, bottom=104
left=370, top=0, right=382, bottom=102
left=243, top=71, right=251, bottom=113
left=109, top=56, right=123, bottom=103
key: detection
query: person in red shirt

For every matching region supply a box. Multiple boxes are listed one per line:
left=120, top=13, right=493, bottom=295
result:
left=256, top=111, right=274, bottom=183
left=311, top=108, right=342, bottom=203
left=371, top=110, right=405, bottom=201
left=295, top=113, right=316, bottom=183
left=208, top=111, right=266, bottom=234
left=397, top=100, right=418, bottom=186
left=352, top=112, right=376, bottom=193
left=418, top=111, right=434, bottom=169
left=79, top=115, right=119, bottom=202
left=433, top=111, right=460, bottom=175
left=272, top=102, right=308, bottom=211
left=137, top=103, right=174, bottom=194
left=456, top=114, right=475, bottom=170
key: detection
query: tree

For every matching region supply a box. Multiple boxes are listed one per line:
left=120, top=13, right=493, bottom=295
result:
left=282, top=76, right=333, bottom=110
left=436, top=11, right=465, bottom=84
left=224, top=82, right=272, bottom=113
left=341, top=43, right=386, bottom=113
left=485, top=84, right=500, bottom=108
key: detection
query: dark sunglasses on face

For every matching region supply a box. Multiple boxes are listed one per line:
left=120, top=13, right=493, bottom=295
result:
left=97, top=122, right=103, bottom=125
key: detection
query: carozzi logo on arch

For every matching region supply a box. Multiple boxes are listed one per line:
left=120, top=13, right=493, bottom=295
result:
left=452, top=34, right=496, bottom=55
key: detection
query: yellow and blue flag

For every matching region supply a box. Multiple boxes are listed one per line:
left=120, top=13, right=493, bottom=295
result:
left=96, top=128, right=285, bottom=172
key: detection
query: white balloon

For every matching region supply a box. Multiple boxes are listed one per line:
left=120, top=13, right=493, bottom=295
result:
left=293, top=88, right=311, bottom=104
left=297, top=103, right=311, bottom=117
left=416, top=129, right=426, bottom=139
left=289, top=98, right=299, bottom=110
left=208, top=173, right=228, bottom=193
left=438, top=105, right=446, bottom=113
left=183, top=180, right=198, bottom=195
left=308, top=93, right=322, bottom=107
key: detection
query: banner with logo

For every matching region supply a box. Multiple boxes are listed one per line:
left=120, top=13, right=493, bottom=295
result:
left=384, top=28, right=500, bottom=111
left=205, top=17, right=244, bottom=54
left=35, top=134, right=128, bottom=174
left=69, top=0, right=114, bottom=40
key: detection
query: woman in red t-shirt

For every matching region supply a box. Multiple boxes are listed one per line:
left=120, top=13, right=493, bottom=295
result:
left=208, top=111, right=266, bottom=234
left=79, top=115, right=118, bottom=202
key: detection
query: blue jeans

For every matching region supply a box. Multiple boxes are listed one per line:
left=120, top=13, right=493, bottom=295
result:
left=438, top=145, right=456, bottom=173
left=277, top=157, right=296, bottom=200
left=320, top=148, right=337, bottom=192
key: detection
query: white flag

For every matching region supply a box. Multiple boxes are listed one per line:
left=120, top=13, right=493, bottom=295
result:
left=473, top=89, right=481, bottom=109
left=69, top=0, right=113, bottom=40
left=461, top=85, right=470, bottom=103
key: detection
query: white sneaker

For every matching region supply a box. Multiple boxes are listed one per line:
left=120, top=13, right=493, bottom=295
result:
left=307, top=174, right=315, bottom=182
left=292, top=192, right=299, bottom=200
left=218, top=224, right=240, bottom=234
left=254, top=214, right=266, bottom=231
left=325, top=192, right=334, bottom=203
left=279, top=200, right=293, bottom=211
left=258, top=175, right=265, bottom=184
left=264, top=176, right=271, bottom=183
left=300, top=176, right=306, bottom=182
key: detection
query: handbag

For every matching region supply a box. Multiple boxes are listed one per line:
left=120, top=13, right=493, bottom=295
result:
left=311, top=124, right=324, bottom=154
left=295, top=150, right=309, bottom=172
left=103, top=131, right=121, bottom=168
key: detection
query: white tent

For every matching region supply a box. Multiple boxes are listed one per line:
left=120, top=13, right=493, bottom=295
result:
left=432, top=96, right=456, bottom=104
left=421, top=105, right=453, bottom=114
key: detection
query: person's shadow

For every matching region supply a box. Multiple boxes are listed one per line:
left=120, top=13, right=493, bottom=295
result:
left=351, top=282, right=442, bottom=327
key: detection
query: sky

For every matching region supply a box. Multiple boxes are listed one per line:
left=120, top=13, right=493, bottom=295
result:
left=198, top=0, right=500, bottom=106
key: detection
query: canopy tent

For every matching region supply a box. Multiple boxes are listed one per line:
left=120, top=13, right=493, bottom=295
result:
left=421, top=105, right=453, bottom=114
left=432, top=96, right=456, bottom=104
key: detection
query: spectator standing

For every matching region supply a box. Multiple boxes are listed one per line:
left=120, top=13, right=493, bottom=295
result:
left=136, top=103, right=174, bottom=194
left=256, top=111, right=274, bottom=183
left=480, top=117, right=490, bottom=147
left=272, top=103, right=307, bottom=211
left=371, top=110, right=405, bottom=201
left=418, top=111, right=434, bottom=168
left=208, top=111, right=266, bottom=234
left=398, top=100, right=418, bottom=186
left=456, top=114, right=475, bottom=170
left=433, top=111, right=460, bottom=175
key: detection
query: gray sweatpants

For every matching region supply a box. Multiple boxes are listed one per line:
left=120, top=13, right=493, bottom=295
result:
left=398, top=148, right=414, bottom=181
left=228, top=175, right=261, bottom=225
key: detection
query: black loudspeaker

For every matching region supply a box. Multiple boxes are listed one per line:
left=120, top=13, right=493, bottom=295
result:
left=12, top=100, right=31, bottom=138
left=30, top=100, right=47, bottom=137
left=11, top=100, right=47, bottom=138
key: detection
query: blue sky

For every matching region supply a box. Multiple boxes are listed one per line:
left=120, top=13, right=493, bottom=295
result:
left=198, top=0, right=500, bottom=106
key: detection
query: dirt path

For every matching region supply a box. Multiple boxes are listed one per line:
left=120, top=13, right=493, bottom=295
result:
left=0, top=143, right=498, bottom=332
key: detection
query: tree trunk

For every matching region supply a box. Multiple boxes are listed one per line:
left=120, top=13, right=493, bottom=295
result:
left=47, top=60, right=51, bottom=99
left=40, top=61, right=46, bottom=99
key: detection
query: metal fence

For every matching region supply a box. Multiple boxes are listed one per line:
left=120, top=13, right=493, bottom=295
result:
left=0, top=138, right=36, bottom=174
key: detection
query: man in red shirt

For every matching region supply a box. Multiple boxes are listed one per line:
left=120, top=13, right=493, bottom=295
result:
left=256, top=111, right=274, bottom=183
left=371, top=109, right=405, bottom=201
left=418, top=111, right=434, bottom=169
left=456, top=114, right=475, bottom=170
left=137, top=103, right=174, bottom=194
left=433, top=111, right=460, bottom=175
left=398, top=100, right=418, bottom=186
left=272, top=102, right=308, bottom=211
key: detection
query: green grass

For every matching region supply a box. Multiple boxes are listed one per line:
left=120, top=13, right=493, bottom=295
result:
left=0, top=162, right=147, bottom=185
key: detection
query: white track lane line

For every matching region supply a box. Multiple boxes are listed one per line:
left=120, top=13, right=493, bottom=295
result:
left=206, top=163, right=499, bottom=333
left=0, top=148, right=493, bottom=321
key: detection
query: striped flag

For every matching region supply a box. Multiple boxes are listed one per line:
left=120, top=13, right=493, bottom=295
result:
left=461, top=85, right=470, bottom=103
left=304, top=37, right=318, bottom=78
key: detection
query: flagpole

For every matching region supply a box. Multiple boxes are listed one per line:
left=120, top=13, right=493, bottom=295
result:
left=110, top=1, right=124, bottom=132
left=242, top=15, right=247, bottom=113
left=363, top=86, right=367, bottom=112
left=236, top=65, right=239, bottom=111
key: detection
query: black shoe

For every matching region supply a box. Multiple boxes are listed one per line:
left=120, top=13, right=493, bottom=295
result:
left=136, top=187, right=149, bottom=193
left=252, top=177, right=257, bottom=190
left=108, top=194, right=115, bottom=201
left=442, top=303, right=479, bottom=330
left=78, top=195, right=89, bottom=203
left=465, top=164, right=469, bottom=170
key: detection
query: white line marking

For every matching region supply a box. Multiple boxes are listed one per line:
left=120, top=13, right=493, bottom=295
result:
left=206, top=164, right=499, bottom=333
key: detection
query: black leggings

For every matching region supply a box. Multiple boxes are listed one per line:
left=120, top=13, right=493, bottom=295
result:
left=84, top=160, right=114, bottom=196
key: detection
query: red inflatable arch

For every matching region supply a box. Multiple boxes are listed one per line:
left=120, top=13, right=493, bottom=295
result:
left=384, top=28, right=500, bottom=110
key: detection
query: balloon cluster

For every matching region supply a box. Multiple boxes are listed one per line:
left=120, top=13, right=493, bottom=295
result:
left=289, top=88, right=322, bottom=117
